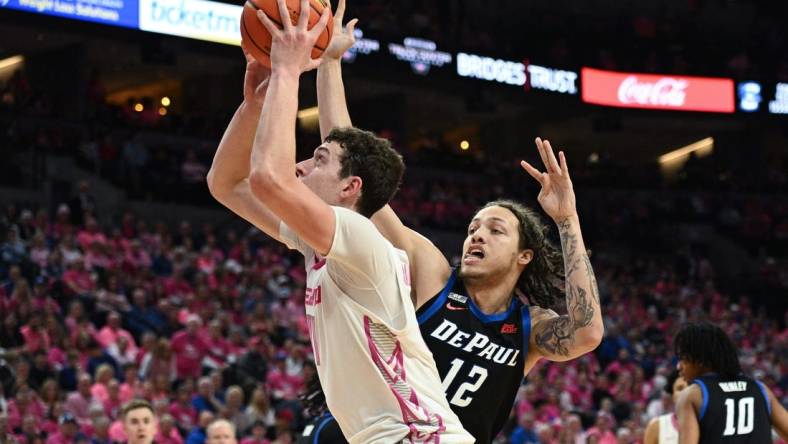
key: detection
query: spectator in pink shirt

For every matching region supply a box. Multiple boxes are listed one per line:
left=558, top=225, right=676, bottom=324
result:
left=203, top=320, right=231, bottom=369
left=119, top=364, right=143, bottom=403
left=21, top=313, right=50, bottom=354
left=169, top=383, right=198, bottom=432
left=155, top=414, right=183, bottom=444
left=62, top=259, right=95, bottom=298
left=76, top=217, right=107, bottom=251
left=585, top=413, right=618, bottom=444
left=90, top=364, right=115, bottom=403
left=45, top=414, right=84, bottom=444
left=139, top=338, right=176, bottom=383
left=95, top=312, right=137, bottom=354
left=7, top=386, right=45, bottom=431
left=103, top=380, right=123, bottom=419
left=64, top=373, right=101, bottom=423
left=171, top=315, right=208, bottom=380
left=265, top=353, right=301, bottom=403
left=240, top=421, right=270, bottom=444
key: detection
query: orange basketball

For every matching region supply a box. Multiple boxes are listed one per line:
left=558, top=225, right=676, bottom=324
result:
left=241, top=0, right=333, bottom=68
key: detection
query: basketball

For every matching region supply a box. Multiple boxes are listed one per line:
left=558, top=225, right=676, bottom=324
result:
left=241, top=0, right=334, bottom=68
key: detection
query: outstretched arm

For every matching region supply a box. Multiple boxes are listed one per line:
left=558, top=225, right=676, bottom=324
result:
left=316, top=0, right=450, bottom=305
left=522, top=138, right=604, bottom=363
left=207, top=45, right=282, bottom=241
left=248, top=0, right=335, bottom=254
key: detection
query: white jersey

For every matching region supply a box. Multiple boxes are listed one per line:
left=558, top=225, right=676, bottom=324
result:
left=280, top=207, right=474, bottom=444
left=657, top=413, right=679, bottom=444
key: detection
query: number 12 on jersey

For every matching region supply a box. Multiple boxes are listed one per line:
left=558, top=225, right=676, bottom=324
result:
left=442, top=358, right=488, bottom=407
left=723, top=397, right=754, bottom=436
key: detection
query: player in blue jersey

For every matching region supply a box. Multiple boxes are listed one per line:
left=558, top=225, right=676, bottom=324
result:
left=674, top=322, right=787, bottom=444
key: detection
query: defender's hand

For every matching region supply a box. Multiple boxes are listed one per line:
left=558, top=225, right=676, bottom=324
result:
left=520, top=137, right=578, bottom=223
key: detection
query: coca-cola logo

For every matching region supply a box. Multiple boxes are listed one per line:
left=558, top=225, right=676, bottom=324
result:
left=617, top=76, right=688, bottom=106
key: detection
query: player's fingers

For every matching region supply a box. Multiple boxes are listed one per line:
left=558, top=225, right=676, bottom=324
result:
left=335, top=0, right=346, bottom=22
left=298, top=0, right=310, bottom=29
left=275, top=0, right=293, bottom=31
left=306, top=56, right=323, bottom=71
left=257, top=10, right=283, bottom=37
left=559, top=151, right=570, bottom=178
left=520, top=161, right=545, bottom=185
left=543, top=139, right=561, bottom=175
left=346, top=18, right=358, bottom=36
left=535, top=137, right=550, bottom=172
left=309, top=6, right=330, bottom=38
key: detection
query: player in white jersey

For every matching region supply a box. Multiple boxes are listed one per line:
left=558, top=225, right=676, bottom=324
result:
left=206, top=0, right=473, bottom=442
left=645, top=370, right=688, bottom=444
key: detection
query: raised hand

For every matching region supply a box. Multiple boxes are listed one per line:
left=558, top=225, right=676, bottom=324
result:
left=255, top=0, right=331, bottom=76
left=322, top=0, right=358, bottom=61
left=520, top=138, right=578, bottom=222
left=241, top=42, right=271, bottom=106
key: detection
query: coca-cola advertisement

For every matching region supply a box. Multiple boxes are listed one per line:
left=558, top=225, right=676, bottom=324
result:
left=581, top=67, right=735, bottom=113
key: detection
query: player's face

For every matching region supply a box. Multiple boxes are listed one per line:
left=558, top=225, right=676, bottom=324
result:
left=207, top=423, right=237, bottom=444
left=295, top=141, right=348, bottom=207
left=677, top=359, right=702, bottom=382
left=123, top=408, right=156, bottom=444
left=671, top=376, right=689, bottom=404
left=460, top=206, right=529, bottom=280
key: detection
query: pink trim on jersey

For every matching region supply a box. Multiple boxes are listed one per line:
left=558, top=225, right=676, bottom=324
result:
left=363, top=316, right=445, bottom=443
left=312, top=255, right=327, bottom=270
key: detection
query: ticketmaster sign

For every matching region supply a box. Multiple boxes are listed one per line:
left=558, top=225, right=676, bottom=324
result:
left=139, top=0, right=241, bottom=45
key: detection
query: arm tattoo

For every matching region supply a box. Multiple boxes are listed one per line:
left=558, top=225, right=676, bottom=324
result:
left=536, top=218, right=600, bottom=356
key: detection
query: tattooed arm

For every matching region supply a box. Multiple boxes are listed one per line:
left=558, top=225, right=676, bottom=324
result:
left=521, top=138, right=604, bottom=369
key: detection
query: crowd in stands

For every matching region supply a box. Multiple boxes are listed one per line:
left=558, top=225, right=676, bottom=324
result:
left=0, top=180, right=785, bottom=443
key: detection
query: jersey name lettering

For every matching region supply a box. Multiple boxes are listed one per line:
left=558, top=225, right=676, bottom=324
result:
left=718, top=381, right=748, bottom=392
left=429, top=319, right=519, bottom=366
left=305, top=286, right=322, bottom=307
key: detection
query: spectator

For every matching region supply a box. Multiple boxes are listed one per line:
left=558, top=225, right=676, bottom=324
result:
left=171, top=315, right=208, bottom=380
left=244, top=388, right=275, bottom=430
left=88, top=416, right=111, bottom=444
left=169, top=382, right=198, bottom=433
left=45, top=414, right=85, bottom=444
left=205, top=419, right=236, bottom=444
left=68, top=182, right=96, bottom=227
left=239, top=421, right=268, bottom=444
left=220, top=386, right=248, bottom=434
left=509, top=412, right=539, bottom=444
left=155, top=414, right=183, bottom=444
left=192, top=377, right=221, bottom=415
left=95, top=312, right=137, bottom=354
left=64, top=374, right=101, bottom=423
left=185, top=411, right=214, bottom=444
left=139, top=338, right=176, bottom=383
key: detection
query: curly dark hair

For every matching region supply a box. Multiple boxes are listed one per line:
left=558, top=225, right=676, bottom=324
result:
left=325, top=127, right=404, bottom=218
left=480, top=200, right=565, bottom=309
left=674, top=321, right=742, bottom=380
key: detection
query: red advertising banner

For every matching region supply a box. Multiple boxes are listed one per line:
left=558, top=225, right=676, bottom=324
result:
left=581, top=68, right=735, bottom=113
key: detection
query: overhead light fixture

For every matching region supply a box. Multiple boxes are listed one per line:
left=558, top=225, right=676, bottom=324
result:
left=658, top=137, right=714, bottom=164
left=0, top=55, right=24, bottom=73
left=161, top=97, right=171, bottom=107
left=460, top=140, right=470, bottom=150
left=134, top=103, right=144, bottom=112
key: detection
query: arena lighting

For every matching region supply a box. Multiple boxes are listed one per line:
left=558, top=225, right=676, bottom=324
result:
left=658, top=137, right=714, bottom=164
left=0, top=55, right=24, bottom=73
left=460, top=140, right=470, bottom=150
left=134, top=103, right=144, bottom=112
left=158, top=107, right=167, bottom=115
left=161, top=97, right=171, bottom=107
left=296, top=107, right=319, bottom=120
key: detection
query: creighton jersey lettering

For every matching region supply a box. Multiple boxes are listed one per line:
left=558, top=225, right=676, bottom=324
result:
left=693, top=374, right=773, bottom=444
left=417, top=270, right=531, bottom=444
